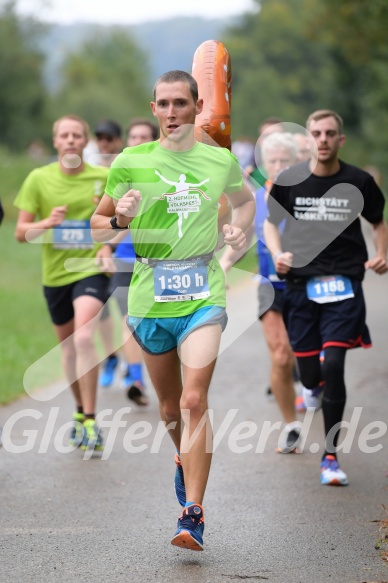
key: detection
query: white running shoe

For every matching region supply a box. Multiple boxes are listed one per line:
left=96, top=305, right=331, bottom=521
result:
left=276, top=424, right=301, bottom=454
left=303, top=384, right=324, bottom=410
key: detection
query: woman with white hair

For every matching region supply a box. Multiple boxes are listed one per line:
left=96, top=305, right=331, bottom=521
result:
left=220, top=131, right=304, bottom=453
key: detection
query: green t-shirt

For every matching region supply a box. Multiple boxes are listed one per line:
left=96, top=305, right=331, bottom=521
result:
left=106, top=140, right=243, bottom=317
left=14, top=162, right=108, bottom=287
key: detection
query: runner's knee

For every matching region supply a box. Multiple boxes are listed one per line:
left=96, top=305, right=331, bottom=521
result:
left=73, top=329, right=95, bottom=353
left=160, top=401, right=181, bottom=424
left=322, top=349, right=346, bottom=399
left=297, top=356, right=321, bottom=388
left=180, top=390, right=208, bottom=419
left=61, top=342, right=76, bottom=364
left=271, top=344, right=294, bottom=370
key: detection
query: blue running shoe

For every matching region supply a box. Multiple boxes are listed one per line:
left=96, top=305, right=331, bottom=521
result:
left=121, top=366, right=133, bottom=389
left=99, top=355, right=119, bottom=388
left=171, top=504, right=204, bottom=551
left=80, top=419, right=104, bottom=451
left=69, top=412, right=85, bottom=447
left=174, top=453, right=186, bottom=506
left=320, top=455, right=348, bottom=486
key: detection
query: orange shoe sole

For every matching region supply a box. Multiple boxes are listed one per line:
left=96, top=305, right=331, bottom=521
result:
left=171, top=531, right=203, bottom=551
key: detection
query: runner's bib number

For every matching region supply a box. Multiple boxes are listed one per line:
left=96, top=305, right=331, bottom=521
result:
left=53, top=220, right=94, bottom=249
left=306, top=275, right=354, bottom=304
left=153, top=258, right=210, bottom=302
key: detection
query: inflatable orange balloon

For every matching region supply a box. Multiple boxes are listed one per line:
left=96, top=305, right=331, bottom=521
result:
left=191, top=40, right=233, bottom=247
left=192, top=40, right=232, bottom=149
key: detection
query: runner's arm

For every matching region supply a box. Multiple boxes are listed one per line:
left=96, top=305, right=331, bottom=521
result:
left=263, top=218, right=293, bottom=274
left=219, top=223, right=255, bottom=274
left=91, top=190, right=141, bottom=242
left=222, top=183, right=255, bottom=251
left=15, top=207, right=67, bottom=242
left=365, top=220, right=388, bottom=274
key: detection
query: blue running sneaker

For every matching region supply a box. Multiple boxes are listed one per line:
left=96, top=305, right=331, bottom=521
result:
left=69, top=412, right=85, bottom=447
left=320, top=455, right=348, bottom=486
left=174, top=453, right=186, bottom=506
left=121, top=366, right=133, bottom=389
left=171, top=504, right=204, bottom=551
left=80, top=419, right=104, bottom=451
left=99, top=355, right=119, bottom=388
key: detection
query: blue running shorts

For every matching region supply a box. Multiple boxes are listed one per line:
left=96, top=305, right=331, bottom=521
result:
left=127, top=305, right=227, bottom=355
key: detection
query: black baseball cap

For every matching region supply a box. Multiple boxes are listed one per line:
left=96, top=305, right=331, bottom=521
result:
left=94, top=120, right=122, bottom=138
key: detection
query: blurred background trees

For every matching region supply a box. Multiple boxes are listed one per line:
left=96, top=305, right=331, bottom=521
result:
left=224, top=0, right=388, bottom=171
left=0, top=0, right=47, bottom=150
left=0, top=0, right=387, bottom=177
left=52, top=29, right=151, bottom=126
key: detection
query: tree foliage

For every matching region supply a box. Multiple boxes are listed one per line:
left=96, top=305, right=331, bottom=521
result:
left=1, top=0, right=388, bottom=180
left=52, top=29, right=152, bottom=131
left=222, top=0, right=388, bottom=178
left=0, top=1, right=47, bottom=150
left=309, top=0, right=388, bottom=171
left=308, top=0, right=388, bottom=65
left=224, top=0, right=359, bottom=136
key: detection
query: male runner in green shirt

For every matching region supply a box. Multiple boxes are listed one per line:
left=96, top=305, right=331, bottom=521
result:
left=15, top=114, right=111, bottom=451
left=91, top=70, right=255, bottom=550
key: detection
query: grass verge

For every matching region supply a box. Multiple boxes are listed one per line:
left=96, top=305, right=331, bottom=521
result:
left=1, top=220, right=61, bottom=404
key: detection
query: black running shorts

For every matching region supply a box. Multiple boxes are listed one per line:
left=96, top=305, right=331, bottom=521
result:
left=258, top=284, right=285, bottom=320
left=283, top=279, right=372, bottom=357
left=43, top=274, right=109, bottom=325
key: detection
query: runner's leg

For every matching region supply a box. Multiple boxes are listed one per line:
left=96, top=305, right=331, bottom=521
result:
left=261, top=310, right=296, bottom=423
left=53, top=319, right=81, bottom=407
left=73, top=295, right=104, bottom=415
left=141, top=348, right=183, bottom=450
left=321, top=346, right=347, bottom=456
left=178, top=323, right=222, bottom=505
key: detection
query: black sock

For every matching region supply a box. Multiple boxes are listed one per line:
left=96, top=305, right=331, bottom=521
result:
left=84, top=413, right=95, bottom=420
left=77, top=406, right=84, bottom=415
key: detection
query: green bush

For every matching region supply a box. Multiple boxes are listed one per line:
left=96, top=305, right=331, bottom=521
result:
left=0, top=221, right=60, bottom=404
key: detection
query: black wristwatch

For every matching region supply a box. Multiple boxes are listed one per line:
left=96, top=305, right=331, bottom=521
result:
left=110, top=215, right=127, bottom=230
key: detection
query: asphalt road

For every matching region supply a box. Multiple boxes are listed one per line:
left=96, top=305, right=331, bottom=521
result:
left=0, top=269, right=387, bottom=583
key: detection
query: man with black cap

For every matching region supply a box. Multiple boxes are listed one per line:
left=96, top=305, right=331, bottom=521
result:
left=91, top=120, right=125, bottom=386
left=94, top=119, right=123, bottom=167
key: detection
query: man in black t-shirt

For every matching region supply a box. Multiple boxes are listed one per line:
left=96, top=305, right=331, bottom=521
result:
left=264, top=109, right=388, bottom=486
